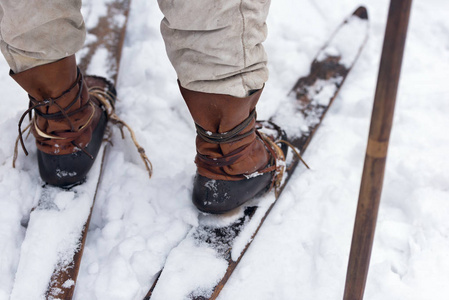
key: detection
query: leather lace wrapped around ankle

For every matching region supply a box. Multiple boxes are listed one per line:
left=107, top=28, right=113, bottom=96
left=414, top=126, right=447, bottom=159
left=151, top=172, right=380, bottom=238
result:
left=13, top=70, right=152, bottom=181
left=15, top=69, right=94, bottom=159
left=194, top=109, right=286, bottom=191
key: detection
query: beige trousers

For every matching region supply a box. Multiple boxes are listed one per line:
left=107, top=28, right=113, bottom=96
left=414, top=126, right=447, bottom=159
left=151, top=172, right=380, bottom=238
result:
left=0, top=0, right=85, bottom=74
left=0, top=0, right=270, bottom=97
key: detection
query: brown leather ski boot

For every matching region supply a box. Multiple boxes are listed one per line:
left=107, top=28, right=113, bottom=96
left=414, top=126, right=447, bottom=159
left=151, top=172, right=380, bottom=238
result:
left=180, top=84, right=286, bottom=214
left=12, top=55, right=115, bottom=187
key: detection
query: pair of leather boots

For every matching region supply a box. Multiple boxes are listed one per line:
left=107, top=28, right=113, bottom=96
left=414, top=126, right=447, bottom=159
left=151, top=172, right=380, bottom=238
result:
left=13, top=56, right=285, bottom=214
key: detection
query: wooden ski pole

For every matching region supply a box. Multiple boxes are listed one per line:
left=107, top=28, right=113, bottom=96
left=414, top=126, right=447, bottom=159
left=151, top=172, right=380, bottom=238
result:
left=343, top=1, right=412, bottom=299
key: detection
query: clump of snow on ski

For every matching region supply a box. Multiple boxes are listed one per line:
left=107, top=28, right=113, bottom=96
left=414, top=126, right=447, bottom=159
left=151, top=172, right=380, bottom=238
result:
left=230, top=193, right=277, bottom=261
left=316, top=13, right=369, bottom=67
left=85, top=47, right=111, bottom=82
left=9, top=145, right=106, bottom=299
left=149, top=237, right=228, bottom=299
left=273, top=7, right=369, bottom=139
left=78, top=0, right=131, bottom=83
left=145, top=207, right=245, bottom=299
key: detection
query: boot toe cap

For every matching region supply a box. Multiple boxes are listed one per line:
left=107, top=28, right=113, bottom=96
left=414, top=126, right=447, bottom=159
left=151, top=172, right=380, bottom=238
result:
left=192, top=172, right=272, bottom=214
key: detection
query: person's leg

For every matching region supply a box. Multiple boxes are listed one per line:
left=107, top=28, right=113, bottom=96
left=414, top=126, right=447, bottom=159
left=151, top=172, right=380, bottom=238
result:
left=157, top=0, right=270, bottom=98
left=0, top=0, right=85, bottom=73
left=1, top=1, right=113, bottom=187
left=158, top=0, right=283, bottom=213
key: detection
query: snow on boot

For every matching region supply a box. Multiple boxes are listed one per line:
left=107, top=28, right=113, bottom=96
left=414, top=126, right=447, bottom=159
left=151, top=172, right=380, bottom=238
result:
left=12, top=55, right=115, bottom=187
left=180, top=84, right=286, bottom=214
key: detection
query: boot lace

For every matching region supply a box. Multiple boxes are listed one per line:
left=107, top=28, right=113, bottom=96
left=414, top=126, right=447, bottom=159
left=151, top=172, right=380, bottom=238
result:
left=13, top=73, right=152, bottom=179
left=88, top=86, right=153, bottom=179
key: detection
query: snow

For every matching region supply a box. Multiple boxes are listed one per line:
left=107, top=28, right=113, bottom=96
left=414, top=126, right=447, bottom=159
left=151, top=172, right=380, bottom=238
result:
left=316, top=15, right=369, bottom=67
left=150, top=236, right=228, bottom=300
left=9, top=147, right=104, bottom=299
left=1, top=0, right=449, bottom=299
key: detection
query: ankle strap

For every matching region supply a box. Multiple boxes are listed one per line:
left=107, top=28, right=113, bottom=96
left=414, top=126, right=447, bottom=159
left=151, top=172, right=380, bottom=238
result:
left=29, top=68, right=84, bottom=123
left=195, top=109, right=256, bottom=144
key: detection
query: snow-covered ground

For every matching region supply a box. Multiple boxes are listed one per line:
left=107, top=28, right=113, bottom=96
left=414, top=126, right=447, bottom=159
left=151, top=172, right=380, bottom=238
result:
left=1, top=0, right=449, bottom=299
